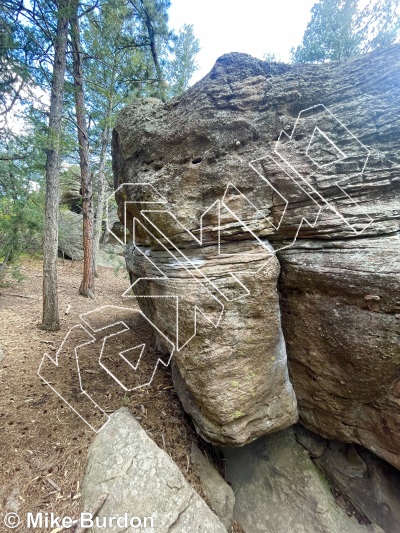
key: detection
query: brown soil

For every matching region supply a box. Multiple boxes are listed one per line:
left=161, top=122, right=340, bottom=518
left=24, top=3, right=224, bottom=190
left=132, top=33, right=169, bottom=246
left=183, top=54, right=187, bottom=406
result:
left=0, top=258, right=242, bottom=532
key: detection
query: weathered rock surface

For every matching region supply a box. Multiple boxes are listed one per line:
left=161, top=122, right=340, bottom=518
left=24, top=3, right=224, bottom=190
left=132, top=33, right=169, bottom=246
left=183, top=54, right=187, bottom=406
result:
left=279, top=237, right=400, bottom=468
left=124, top=240, right=297, bottom=446
left=113, top=46, right=400, bottom=458
left=190, top=442, right=235, bottom=530
left=315, top=441, right=400, bottom=533
left=295, top=423, right=328, bottom=458
left=58, top=210, right=84, bottom=260
left=105, top=220, right=126, bottom=245
left=81, top=408, right=227, bottom=533
left=293, top=425, right=400, bottom=532
left=61, top=187, right=81, bottom=213
left=222, top=428, right=384, bottom=533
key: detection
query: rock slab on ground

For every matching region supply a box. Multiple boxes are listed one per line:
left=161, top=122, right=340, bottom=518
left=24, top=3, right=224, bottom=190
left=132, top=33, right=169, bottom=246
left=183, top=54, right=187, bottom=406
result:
left=315, top=441, right=400, bottom=533
left=190, top=442, right=235, bottom=530
left=223, top=428, right=384, bottom=533
left=81, top=408, right=227, bottom=533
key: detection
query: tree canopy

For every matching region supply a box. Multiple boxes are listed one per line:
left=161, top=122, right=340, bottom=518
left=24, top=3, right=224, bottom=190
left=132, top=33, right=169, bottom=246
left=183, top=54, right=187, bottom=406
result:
left=0, top=0, right=200, bottom=325
left=0, top=0, right=200, bottom=237
left=292, top=0, right=400, bottom=63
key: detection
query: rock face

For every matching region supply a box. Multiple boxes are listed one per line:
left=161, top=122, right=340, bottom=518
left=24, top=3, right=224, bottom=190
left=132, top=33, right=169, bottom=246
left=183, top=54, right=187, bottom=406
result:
left=190, top=442, right=235, bottom=530
left=315, top=441, right=400, bottom=533
left=112, top=46, right=400, bottom=460
left=81, top=408, right=227, bottom=533
left=293, top=425, right=400, bottom=532
left=279, top=237, right=400, bottom=468
left=223, top=428, right=384, bottom=533
left=124, top=240, right=297, bottom=446
left=58, top=210, right=84, bottom=260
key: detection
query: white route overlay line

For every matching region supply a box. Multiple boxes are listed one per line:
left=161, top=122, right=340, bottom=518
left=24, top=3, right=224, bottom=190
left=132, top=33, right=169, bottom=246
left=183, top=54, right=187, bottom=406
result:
left=138, top=211, right=254, bottom=302
left=306, top=126, right=347, bottom=166
left=37, top=306, right=175, bottom=432
left=123, top=278, right=224, bottom=352
left=105, top=183, right=168, bottom=246
left=37, top=323, right=111, bottom=433
left=250, top=103, right=373, bottom=240
left=127, top=216, right=231, bottom=308
left=40, top=103, right=380, bottom=432
left=249, top=154, right=327, bottom=253
left=122, top=216, right=227, bottom=351
left=109, top=184, right=274, bottom=299
left=221, top=180, right=315, bottom=262
left=81, top=306, right=175, bottom=392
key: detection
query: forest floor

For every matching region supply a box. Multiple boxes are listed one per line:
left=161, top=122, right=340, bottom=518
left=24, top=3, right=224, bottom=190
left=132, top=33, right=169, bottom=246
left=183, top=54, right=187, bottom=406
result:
left=0, top=258, right=241, bottom=532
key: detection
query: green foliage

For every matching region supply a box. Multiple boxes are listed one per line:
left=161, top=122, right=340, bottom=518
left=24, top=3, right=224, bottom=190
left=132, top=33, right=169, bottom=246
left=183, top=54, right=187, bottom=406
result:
left=292, top=0, right=400, bottom=63
left=0, top=184, right=45, bottom=272
left=263, top=52, right=278, bottom=63
left=0, top=4, right=35, bottom=120
left=1, top=0, right=60, bottom=130
left=0, top=124, right=46, bottom=275
left=0, top=0, right=200, bottom=279
left=166, top=24, right=200, bottom=96
left=82, top=0, right=150, bottom=146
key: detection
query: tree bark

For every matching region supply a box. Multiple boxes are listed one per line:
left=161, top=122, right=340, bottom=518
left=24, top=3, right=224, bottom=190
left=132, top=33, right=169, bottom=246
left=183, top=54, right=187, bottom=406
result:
left=130, top=0, right=167, bottom=101
left=71, top=0, right=95, bottom=298
left=0, top=249, right=11, bottom=277
left=147, top=21, right=166, bottom=102
left=42, top=0, right=70, bottom=331
left=93, top=97, right=113, bottom=274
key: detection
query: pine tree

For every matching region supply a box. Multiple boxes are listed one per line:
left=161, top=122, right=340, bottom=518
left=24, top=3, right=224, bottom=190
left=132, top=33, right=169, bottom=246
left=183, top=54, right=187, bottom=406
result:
left=70, top=0, right=95, bottom=298
left=167, top=24, right=200, bottom=96
left=292, top=0, right=400, bottom=63
left=0, top=0, right=200, bottom=303
left=42, top=0, right=70, bottom=330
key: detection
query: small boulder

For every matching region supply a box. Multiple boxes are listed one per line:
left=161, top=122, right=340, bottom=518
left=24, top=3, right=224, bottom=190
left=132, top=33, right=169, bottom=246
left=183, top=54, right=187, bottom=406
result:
left=58, top=210, right=84, bottom=260
left=81, top=408, right=227, bottom=533
left=190, top=442, right=235, bottom=530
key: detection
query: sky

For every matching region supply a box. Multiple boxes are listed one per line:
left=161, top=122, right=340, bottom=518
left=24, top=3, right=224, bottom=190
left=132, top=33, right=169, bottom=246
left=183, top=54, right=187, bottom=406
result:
left=168, top=0, right=317, bottom=83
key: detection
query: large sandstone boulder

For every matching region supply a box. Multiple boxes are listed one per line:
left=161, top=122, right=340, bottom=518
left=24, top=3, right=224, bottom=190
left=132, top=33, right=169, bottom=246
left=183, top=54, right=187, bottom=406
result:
left=124, top=239, right=297, bottom=446
left=112, top=46, right=400, bottom=461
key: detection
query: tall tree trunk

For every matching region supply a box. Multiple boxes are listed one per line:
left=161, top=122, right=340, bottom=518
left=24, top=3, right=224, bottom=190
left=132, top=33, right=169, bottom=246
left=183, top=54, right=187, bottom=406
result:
left=138, top=1, right=167, bottom=101
left=42, top=0, right=70, bottom=331
left=93, top=114, right=112, bottom=274
left=147, top=24, right=166, bottom=102
left=71, top=0, right=94, bottom=298
left=0, top=249, right=11, bottom=277
left=129, top=1, right=167, bottom=100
